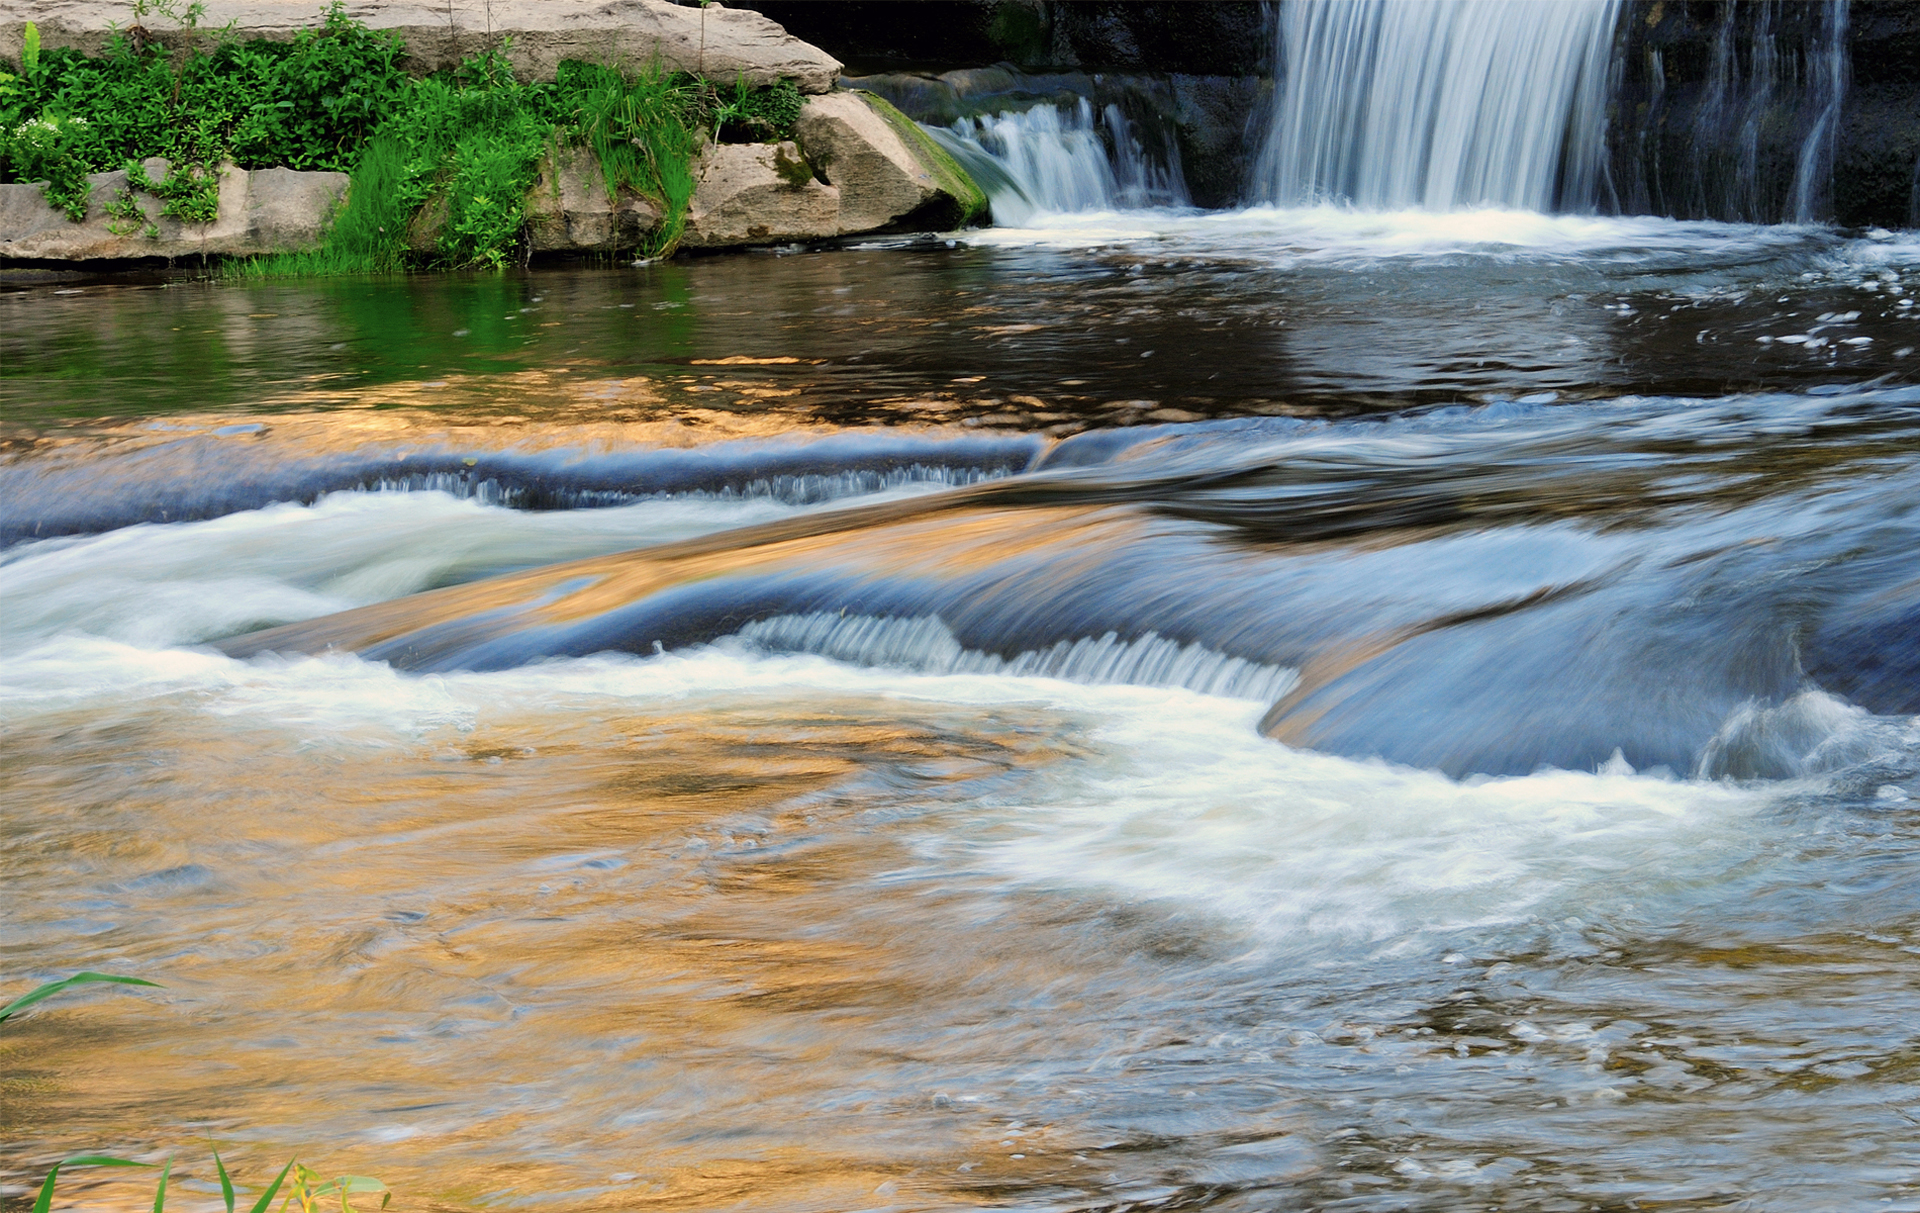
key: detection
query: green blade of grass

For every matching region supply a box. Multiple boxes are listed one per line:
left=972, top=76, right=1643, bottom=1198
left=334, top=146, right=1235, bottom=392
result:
left=1, top=973, right=163, bottom=1024
left=153, top=1156, right=173, bottom=1213
left=245, top=1157, right=296, bottom=1213
left=213, top=1147, right=235, bottom=1213
left=32, top=1157, right=154, bottom=1213
left=309, top=1175, right=390, bottom=1213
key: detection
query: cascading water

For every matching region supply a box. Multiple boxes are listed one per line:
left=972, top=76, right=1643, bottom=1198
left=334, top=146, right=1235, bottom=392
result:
left=1252, top=0, right=1622, bottom=211
left=925, top=98, right=1190, bottom=225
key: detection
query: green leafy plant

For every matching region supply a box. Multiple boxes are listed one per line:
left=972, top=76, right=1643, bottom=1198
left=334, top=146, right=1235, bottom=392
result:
left=128, top=156, right=219, bottom=222
left=557, top=59, right=699, bottom=257
left=705, top=74, right=802, bottom=144
left=8, top=115, right=96, bottom=219
left=5, top=4, right=823, bottom=267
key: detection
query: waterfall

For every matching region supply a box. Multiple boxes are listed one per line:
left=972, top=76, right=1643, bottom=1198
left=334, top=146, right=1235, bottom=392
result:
left=1786, top=0, right=1849, bottom=223
left=1251, top=0, right=1622, bottom=212
left=925, top=99, right=1191, bottom=225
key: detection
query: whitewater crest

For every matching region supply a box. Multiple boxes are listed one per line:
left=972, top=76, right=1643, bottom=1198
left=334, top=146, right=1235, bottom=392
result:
left=736, top=613, right=1298, bottom=702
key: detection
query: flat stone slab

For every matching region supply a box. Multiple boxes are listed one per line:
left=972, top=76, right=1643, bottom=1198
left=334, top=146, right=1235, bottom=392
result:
left=0, top=0, right=842, bottom=91
left=0, top=160, right=348, bottom=261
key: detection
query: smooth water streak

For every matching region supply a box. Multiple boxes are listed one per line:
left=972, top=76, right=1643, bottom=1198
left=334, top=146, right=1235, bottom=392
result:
left=1252, top=0, right=1622, bottom=211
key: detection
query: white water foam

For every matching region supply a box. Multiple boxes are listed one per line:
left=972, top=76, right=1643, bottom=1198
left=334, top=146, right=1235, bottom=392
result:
left=0, top=486, right=931, bottom=652
left=966, top=688, right=1782, bottom=956
left=360, top=462, right=998, bottom=509
left=736, top=612, right=1297, bottom=702
left=927, top=99, right=1189, bottom=226
left=0, top=637, right=1790, bottom=962
left=961, top=204, right=1828, bottom=266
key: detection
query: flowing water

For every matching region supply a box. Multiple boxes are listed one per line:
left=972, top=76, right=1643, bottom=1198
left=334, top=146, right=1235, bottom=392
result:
left=5, top=207, right=1919, bottom=1213
left=1252, top=0, right=1622, bottom=211
left=6, top=10, right=1920, bottom=1203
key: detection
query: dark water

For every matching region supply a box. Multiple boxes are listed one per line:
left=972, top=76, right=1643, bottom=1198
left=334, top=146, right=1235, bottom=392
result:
left=4, top=208, right=1920, bottom=1212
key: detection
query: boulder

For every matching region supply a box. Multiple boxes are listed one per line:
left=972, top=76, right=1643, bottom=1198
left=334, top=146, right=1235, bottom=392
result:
left=0, top=160, right=347, bottom=261
left=525, top=145, right=664, bottom=252
left=796, top=91, right=987, bottom=232
left=0, top=0, right=843, bottom=92
left=679, top=141, right=840, bottom=247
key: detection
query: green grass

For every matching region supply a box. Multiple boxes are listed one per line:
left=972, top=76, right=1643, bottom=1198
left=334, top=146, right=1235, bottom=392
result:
left=6, top=971, right=391, bottom=1213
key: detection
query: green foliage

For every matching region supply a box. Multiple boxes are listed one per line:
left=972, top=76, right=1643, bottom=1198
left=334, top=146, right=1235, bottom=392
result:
left=701, top=74, right=803, bottom=144
left=556, top=60, right=699, bottom=257
left=128, top=157, right=219, bottom=222
left=0, top=2, right=409, bottom=224
left=22, top=20, right=38, bottom=72
left=3, top=3, right=817, bottom=269
left=6, top=114, right=94, bottom=218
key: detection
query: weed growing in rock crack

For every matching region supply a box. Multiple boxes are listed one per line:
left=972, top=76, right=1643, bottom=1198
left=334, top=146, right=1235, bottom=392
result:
left=127, top=157, right=219, bottom=222
left=557, top=60, right=700, bottom=257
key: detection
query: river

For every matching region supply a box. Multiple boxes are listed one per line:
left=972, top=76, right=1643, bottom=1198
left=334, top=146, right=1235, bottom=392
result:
left=4, top=203, right=1919, bottom=1210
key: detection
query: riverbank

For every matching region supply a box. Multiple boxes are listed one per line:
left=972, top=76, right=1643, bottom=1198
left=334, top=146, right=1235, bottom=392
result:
left=0, top=1, right=985, bottom=270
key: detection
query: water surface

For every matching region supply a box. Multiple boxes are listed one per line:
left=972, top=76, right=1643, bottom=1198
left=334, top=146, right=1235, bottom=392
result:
left=4, top=209, right=1919, bottom=1212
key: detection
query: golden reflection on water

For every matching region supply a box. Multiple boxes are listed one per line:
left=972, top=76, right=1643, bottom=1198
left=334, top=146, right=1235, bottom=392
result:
left=3, top=684, right=1157, bottom=1210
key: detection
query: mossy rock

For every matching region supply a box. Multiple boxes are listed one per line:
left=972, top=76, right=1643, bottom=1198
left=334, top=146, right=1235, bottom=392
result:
left=858, top=92, right=989, bottom=227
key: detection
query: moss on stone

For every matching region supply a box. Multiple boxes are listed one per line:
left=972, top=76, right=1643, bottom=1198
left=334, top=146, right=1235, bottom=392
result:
left=855, top=92, right=989, bottom=227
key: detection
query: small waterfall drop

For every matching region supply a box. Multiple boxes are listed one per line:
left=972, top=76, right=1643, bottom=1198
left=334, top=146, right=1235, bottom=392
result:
left=926, top=99, right=1190, bottom=225
left=1252, top=0, right=1622, bottom=212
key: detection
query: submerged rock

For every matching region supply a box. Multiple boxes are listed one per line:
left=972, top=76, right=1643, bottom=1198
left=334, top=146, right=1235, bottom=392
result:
left=0, top=159, right=348, bottom=261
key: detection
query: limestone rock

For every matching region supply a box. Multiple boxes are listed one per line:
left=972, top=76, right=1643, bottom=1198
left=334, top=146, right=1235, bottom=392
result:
left=801, top=92, right=988, bottom=233
left=525, top=146, right=664, bottom=253
left=680, top=141, right=840, bottom=248
left=0, top=160, right=347, bottom=262
left=1, top=0, right=842, bottom=92
left=796, top=92, right=940, bottom=233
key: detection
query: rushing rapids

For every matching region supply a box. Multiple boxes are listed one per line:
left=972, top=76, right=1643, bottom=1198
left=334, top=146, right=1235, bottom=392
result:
left=5, top=4, right=1920, bottom=1211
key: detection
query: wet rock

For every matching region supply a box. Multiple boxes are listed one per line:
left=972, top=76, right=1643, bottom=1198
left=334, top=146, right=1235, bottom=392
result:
left=1609, top=0, right=1920, bottom=228
left=796, top=92, right=987, bottom=232
left=525, top=145, right=664, bottom=253
left=680, top=141, right=841, bottom=248
left=1, top=0, right=843, bottom=92
left=0, top=159, right=346, bottom=262
left=1833, top=0, right=1920, bottom=228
